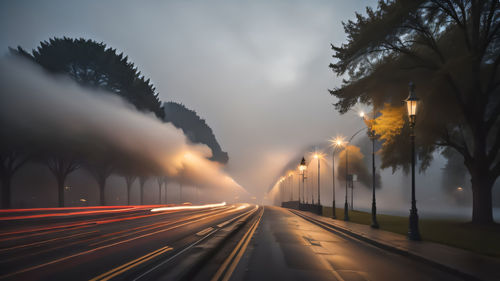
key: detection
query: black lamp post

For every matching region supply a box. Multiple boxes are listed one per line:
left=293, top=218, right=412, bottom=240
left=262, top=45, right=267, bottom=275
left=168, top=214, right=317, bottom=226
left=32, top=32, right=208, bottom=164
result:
left=362, top=112, right=380, bottom=229
left=329, top=137, right=344, bottom=219
left=344, top=146, right=350, bottom=221
left=343, top=127, right=366, bottom=221
left=299, top=157, right=307, bottom=204
left=405, top=82, right=421, bottom=241
left=314, top=154, right=321, bottom=205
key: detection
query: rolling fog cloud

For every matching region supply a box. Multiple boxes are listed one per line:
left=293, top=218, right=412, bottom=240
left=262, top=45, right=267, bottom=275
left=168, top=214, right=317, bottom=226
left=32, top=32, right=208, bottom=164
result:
left=0, top=57, right=246, bottom=196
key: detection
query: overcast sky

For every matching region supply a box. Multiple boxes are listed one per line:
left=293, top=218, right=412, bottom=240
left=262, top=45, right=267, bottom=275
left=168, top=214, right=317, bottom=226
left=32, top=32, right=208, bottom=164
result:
left=0, top=0, right=377, bottom=200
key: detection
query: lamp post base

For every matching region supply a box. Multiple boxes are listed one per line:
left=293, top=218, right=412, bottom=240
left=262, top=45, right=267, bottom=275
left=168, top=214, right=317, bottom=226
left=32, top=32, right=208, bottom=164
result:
left=371, top=202, right=379, bottom=229
left=408, top=207, right=421, bottom=241
left=344, top=201, right=349, bottom=221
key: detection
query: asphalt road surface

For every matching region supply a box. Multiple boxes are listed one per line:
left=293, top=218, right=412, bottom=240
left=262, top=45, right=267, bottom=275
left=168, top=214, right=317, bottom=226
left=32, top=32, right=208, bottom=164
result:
left=0, top=205, right=467, bottom=281
left=230, top=206, right=463, bottom=281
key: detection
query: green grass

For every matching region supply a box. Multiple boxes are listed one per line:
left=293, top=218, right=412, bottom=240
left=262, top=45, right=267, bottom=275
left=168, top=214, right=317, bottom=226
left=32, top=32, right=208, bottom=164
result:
left=322, top=206, right=500, bottom=258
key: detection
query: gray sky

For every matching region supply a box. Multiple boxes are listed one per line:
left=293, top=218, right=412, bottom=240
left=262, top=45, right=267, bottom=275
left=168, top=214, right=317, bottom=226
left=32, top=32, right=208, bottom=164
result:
left=0, top=0, right=376, bottom=200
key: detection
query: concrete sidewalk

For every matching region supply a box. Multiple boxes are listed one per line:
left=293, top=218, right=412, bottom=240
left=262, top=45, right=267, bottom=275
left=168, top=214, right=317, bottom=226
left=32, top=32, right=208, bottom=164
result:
left=292, top=209, right=500, bottom=281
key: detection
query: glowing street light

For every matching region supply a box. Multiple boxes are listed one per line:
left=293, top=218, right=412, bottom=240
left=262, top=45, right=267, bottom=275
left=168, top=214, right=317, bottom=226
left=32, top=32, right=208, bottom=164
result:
left=405, top=82, right=421, bottom=241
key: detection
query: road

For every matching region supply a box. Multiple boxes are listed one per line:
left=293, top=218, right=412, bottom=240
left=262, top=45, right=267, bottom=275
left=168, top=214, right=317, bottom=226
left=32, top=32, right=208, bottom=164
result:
left=0, top=205, right=467, bottom=281
left=0, top=203, right=258, bottom=281
left=229, top=206, right=463, bottom=281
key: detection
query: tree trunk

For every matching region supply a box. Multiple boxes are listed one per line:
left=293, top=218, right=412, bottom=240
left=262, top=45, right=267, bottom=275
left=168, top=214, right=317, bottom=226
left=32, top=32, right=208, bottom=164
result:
left=140, top=184, right=144, bottom=205
left=99, top=178, right=107, bottom=206
left=57, top=175, right=65, bottom=207
left=469, top=158, right=494, bottom=224
left=468, top=122, right=495, bottom=224
left=127, top=183, right=131, bottom=206
left=1, top=176, right=11, bottom=209
left=164, top=183, right=167, bottom=204
left=471, top=174, right=494, bottom=224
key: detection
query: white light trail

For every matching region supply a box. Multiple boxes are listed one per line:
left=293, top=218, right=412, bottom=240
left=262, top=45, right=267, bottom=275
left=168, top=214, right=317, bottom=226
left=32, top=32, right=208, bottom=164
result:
left=150, top=202, right=227, bottom=212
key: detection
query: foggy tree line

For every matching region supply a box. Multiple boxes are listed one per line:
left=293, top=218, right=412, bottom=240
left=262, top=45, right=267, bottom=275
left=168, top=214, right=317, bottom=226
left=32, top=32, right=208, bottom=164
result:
left=0, top=37, right=226, bottom=208
left=329, top=0, right=500, bottom=224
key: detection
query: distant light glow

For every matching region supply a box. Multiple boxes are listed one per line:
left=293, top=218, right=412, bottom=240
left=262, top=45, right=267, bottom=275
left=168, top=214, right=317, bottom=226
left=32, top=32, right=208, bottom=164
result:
left=236, top=203, right=250, bottom=210
left=329, top=136, right=346, bottom=148
left=359, top=111, right=365, bottom=118
left=150, top=202, right=226, bottom=212
left=457, top=187, right=463, bottom=191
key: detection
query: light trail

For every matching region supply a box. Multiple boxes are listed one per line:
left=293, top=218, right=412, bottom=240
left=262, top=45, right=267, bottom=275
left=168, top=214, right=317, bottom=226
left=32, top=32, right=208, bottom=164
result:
left=151, top=202, right=227, bottom=212
left=0, top=204, right=245, bottom=280
left=0, top=205, right=164, bottom=213
left=0, top=205, right=165, bottom=221
left=0, top=207, right=234, bottom=265
left=0, top=204, right=202, bottom=239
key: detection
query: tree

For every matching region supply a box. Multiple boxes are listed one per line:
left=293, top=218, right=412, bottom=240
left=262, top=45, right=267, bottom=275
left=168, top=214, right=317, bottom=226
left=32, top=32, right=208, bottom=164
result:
left=87, top=161, right=113, bottom=206
left=163, top=178, right=168, bottom=204
left=45, top=155, right=80, bottom=207
left=124, top=175, right=137, bottom=205
left=0, top=150, right=29, bottom=208
left=163, top=102, right=228, bottom=163
left=10, top=37, right=164, bottom=118
left=139, top=176, right=148, bottom=205
left=329, top=0, right=500, bottom=224
left=156, top=176, right=167, bottom=204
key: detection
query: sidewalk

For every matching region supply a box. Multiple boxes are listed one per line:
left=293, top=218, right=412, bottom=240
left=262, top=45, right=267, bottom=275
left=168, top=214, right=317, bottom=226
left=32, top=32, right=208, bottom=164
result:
left=293, top=209, right=500, bottom=281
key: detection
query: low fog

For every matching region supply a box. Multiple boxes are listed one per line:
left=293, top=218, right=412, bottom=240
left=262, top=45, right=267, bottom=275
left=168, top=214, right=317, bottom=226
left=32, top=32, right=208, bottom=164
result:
left=0, top=57, right=247, bottom=205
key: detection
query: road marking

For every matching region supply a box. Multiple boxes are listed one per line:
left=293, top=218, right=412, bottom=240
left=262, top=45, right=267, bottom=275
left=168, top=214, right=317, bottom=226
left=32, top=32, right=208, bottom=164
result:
left=196, top=227, right=214, bottom=236
left=211, top=208, right=263, bottom=281
left=89, top=245, right=173, bottom=281
left=132, top=206, right=259, bottom=281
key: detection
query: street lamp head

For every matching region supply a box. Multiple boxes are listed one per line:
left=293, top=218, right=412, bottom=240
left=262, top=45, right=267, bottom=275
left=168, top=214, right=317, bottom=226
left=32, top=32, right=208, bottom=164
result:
left=329, top=136, right=346, bottom=149
left=405, top=82, right=420, bottom=126
left=299, top=157, right=307, bottom=171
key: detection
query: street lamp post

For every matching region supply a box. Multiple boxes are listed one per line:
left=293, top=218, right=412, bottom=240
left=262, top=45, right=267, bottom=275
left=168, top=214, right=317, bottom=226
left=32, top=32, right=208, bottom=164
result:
left=314, top=154, right=321, bottom=206
left=406, top=82, right=421, bottom=241
left=299, top=157, right=307, bottom=204
left=344, top=147, right=349, bottom=221
left=329, top=137, right=344, bottom=219
left=362, top=111, right=380, bottom=229
left=344, top=127, right=366, bottom=221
